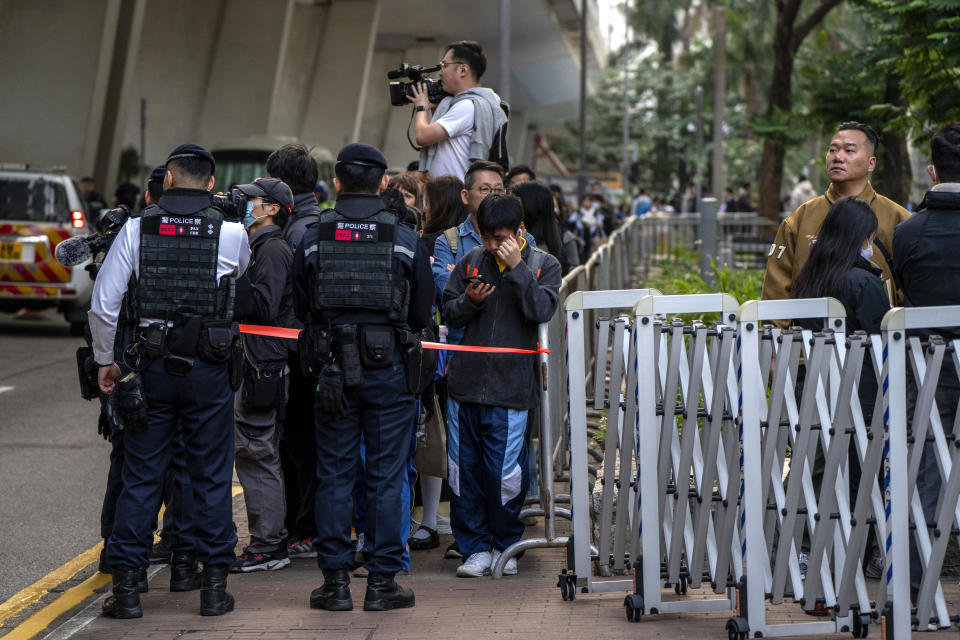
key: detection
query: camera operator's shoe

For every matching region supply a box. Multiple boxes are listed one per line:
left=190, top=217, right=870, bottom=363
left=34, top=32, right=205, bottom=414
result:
left=169, top=551, right=201, bottom=592
left=364, top=572, right=415, bottom=611
left=199, top=565, right=234, bottom=616
left=102, top=567, right=143, bottom=619
left=231, top=545, right=291, bottom=573
left=310, top=569, right=353, bottom=611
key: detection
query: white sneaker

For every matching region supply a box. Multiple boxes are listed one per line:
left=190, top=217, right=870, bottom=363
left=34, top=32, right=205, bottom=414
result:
left=436, top=515, right=453, bottom=535
left=456, top=551, right=492, bottom=577
left=490, top=549, right=518, bottom=576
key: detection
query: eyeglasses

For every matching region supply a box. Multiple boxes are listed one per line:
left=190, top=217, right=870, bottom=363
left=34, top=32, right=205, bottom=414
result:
left=439, top=59, right=464, bottom=69
left=472, top=185, right=505, bottom=196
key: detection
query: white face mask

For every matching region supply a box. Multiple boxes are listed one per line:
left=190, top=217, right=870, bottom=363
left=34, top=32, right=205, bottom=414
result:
left=860, top=244, right=874, bottom=261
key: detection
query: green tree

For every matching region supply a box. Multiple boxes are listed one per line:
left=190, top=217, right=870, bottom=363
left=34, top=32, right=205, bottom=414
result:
left=755, top=0, right=844, bottom=221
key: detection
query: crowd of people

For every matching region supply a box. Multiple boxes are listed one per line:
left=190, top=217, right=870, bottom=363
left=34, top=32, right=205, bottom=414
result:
left=83, top=38, right=589, bottom=620
left=760, top=120, right=960, bottom=604
left=75, top=24, right=960, bottom=622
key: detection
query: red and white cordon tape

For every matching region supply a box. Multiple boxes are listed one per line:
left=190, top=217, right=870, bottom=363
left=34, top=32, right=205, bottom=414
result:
left=237, top=323, right=550, bottom=356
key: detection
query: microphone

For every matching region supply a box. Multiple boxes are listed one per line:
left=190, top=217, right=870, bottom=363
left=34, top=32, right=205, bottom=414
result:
left=55, top=235, right=93, bottom=267
left=387, top=67, right=409, bottom=80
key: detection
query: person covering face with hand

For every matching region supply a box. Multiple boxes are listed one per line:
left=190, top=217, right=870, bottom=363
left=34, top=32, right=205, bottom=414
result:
left=440, top=194, right=561, bottom=579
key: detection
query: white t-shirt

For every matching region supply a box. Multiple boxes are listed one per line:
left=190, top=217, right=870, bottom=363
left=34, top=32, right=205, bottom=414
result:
left=429, top=99, right=475, bottom=180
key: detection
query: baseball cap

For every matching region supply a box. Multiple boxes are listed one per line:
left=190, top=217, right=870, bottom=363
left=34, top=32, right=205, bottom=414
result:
left=336, top=142, right=388, bottom=169
left=166, top=143, right=216, bottom=173
left=235, top=178, right=294, bottom=214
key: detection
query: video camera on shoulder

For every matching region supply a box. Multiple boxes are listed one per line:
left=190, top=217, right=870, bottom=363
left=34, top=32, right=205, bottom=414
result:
left=388, top=63, right=450, bottom=107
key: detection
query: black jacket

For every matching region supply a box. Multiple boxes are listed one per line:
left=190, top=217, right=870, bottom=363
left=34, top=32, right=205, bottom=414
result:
left=797, top=257, right=888, bottom=334
left=234, top=225, right=294, bottom=367
left=442, top=241, right=562, bottom=410
left=283, top=192, right=324, bottom=252
left=291, top=193, right=434, bottom=332
left=893, top=189, right=960, bottom=314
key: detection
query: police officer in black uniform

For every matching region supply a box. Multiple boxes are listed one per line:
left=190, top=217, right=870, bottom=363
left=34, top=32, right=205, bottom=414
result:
left=88, top=144, right=250, bottom=618
left=291, top=142, right=433, bottom=612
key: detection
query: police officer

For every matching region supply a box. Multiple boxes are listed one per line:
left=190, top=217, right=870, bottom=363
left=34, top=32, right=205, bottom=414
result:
left=89, top=143, right=250, bottom=618
left=291, top=143, right=433, bottom=611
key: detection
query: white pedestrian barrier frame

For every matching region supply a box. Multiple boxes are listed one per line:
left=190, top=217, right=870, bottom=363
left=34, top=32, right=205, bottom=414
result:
left=555, top=294, right=960, bottom=638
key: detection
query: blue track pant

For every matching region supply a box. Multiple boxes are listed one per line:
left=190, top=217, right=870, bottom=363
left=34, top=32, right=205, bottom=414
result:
left=447, top=399, right=529, bottom=556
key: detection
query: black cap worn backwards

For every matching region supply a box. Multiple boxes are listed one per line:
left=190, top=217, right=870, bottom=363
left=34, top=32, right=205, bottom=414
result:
left=166, top=143, right=216, bottom=173
left=148, top=165, right=166, bottom=184
left=336, top=142, right=387, bottom=169
left=236, top=178, right=294, bottom=214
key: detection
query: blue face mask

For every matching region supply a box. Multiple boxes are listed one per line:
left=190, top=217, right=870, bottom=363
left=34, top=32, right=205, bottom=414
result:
left=242, top=200, right=258, bottom=229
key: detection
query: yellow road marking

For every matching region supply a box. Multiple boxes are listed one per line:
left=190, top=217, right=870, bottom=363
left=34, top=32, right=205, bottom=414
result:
left=0, top=543, right=103, bottom=625
left=0, top=484, right=244, bottom=638
left=0, top=573, right=111, bottom=640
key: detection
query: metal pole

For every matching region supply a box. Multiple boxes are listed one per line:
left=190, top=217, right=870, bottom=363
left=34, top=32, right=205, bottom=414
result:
left=139, top=98, right=146, bottom=187
left=711, top=3, right=726, bottom=199
left=621, top=3, right=630, bottom=184
left=499, top=0, right=511, bottom=105
left=694, top=85, right=703, bottom=212
left=577, top=0, right=588, bottom=204
left=700, top=196, right=717, bottom=286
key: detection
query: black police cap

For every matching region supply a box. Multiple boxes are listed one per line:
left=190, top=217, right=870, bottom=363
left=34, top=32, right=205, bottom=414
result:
left=336, top=142, right=387, bottom=170
left=148, top=165, right=166, bottom=184
left=166, top=143, right=216, bottom=174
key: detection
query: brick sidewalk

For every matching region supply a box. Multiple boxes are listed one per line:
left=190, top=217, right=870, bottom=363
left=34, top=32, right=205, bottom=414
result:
left=65, top=494, right=959, bottom=640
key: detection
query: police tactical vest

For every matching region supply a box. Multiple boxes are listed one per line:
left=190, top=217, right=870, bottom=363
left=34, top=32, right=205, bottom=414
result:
left=310, top=208, right=409, bottom=321
left=136, top=206, right=230, bottom=321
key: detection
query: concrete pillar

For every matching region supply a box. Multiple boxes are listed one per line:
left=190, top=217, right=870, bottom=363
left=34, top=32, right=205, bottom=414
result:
left=116, top=0, right=231, bottom=177
left=196, top=0, right=292, bottom=146
left=0, top=0, right=113, bottom=178
left=94, top=0, right=148, bottom=196
left=267, top=1, right=330, bottom=138
left=300, top=0, right=381, bottom=152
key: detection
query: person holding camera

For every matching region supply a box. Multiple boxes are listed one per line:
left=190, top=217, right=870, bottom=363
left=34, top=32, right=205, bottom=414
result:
left=412, top=40, right=508, bottom=181
left=291, top=143, right=433, bottom=612
left=230, top=178, right=296, bottom=574
left=88, top=143, right=250, bottom=619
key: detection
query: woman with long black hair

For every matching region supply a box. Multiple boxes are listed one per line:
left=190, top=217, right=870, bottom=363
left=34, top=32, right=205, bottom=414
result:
left=792, top=196, right=889, bottom=333
left=792, top=196, right=889, bottom=583
left=512, top=181, right=578, bottom=275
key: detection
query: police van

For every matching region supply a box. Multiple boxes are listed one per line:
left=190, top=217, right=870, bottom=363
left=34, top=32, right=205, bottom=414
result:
left=210, top=135, right=334, bottom=192
left=0, top=164, right=93, bottom=334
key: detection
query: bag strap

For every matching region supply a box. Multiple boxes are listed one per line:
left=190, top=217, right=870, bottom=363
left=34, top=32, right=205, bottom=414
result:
left=443, top=226, right=459, bottom=259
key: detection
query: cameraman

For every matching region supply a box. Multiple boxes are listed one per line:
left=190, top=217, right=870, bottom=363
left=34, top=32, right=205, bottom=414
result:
left=412, top=40, right=507, bottom=181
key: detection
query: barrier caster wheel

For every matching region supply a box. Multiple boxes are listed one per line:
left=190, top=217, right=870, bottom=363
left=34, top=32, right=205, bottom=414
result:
left=560, top=579, right=575, bottom=601
left=624, top=594, right=643, bottom=622
left=726, top=616, right=749, bottom=640
left=852, top=612, right=870, bottom=638
left=674, top=575, right=688, bottom=595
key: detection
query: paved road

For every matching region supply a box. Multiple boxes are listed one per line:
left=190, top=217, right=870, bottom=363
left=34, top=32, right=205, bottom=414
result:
left=0, top=311, right=104, bottom=604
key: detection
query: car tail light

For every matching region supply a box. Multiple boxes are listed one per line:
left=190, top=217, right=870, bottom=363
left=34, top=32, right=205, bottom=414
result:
left=71, top=210, right=85, bottom=229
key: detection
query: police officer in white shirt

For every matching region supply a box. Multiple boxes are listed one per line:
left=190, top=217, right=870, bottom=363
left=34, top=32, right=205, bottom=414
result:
left=89, top=143, right=250, bottom=619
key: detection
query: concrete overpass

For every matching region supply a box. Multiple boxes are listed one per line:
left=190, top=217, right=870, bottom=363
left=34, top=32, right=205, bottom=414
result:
left=0, top=0, right=607, bottom=195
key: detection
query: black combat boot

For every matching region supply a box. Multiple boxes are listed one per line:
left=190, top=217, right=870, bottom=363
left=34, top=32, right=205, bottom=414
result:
left=199, top=564, right=234, bottom=616
left=363, top=572, right=415, bottom=611
left=310, top=569, right=353, bottom=611
left=169, top=551, right=200, bottom=592
left=135, top=566, right=149, bottom=592
left=102, top=567, right=143, bottom=619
